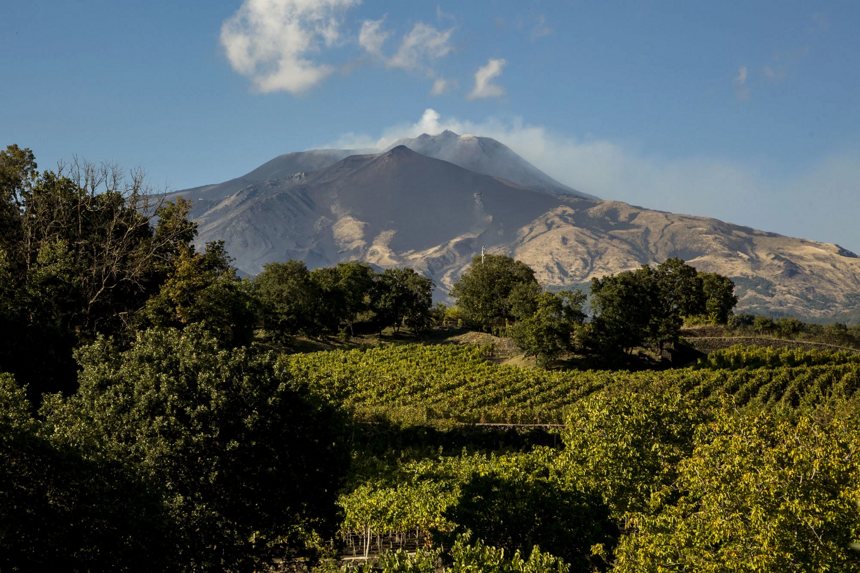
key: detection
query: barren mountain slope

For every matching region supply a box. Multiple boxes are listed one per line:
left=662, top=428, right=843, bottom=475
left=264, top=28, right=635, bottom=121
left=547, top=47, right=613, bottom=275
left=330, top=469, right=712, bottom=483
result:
left=175, top=147, right=860, bottom=319
left=501, top=202, right=860, bottom=318
left=389, top=131, right=598, bottom=199
left=182, top=146, right=563, bottom=275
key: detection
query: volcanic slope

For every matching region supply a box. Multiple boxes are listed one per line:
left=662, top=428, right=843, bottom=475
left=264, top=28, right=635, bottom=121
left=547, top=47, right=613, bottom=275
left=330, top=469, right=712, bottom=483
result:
left=176, top=146, right=860, bottom=320
left=388, top=130, right=598, bottom=199
left=183, top=146, right=562, bottom=275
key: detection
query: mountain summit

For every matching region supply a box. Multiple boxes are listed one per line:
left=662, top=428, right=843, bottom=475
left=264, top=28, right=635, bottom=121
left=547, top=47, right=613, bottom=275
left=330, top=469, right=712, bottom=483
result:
left=173, top=138, right=860, bottom=320
left=388, top=131, right=597, bottom=199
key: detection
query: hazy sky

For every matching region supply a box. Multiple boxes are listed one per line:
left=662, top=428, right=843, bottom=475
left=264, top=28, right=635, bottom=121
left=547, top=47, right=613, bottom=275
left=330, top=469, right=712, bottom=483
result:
left=3, top=1, right=860, bottom=250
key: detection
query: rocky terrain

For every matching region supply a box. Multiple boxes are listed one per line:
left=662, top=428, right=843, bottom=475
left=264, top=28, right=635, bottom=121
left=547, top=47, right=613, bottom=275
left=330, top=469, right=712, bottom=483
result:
left=173, top=133, right=860, bottom=320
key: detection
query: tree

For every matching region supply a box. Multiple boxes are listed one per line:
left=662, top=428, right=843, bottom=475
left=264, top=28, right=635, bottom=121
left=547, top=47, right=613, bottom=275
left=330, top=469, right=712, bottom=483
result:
left=255, top=259, right=321, bottom=339
left=371, top=268, right=434, bottom=335
left=589, top=266, right=658, bottom=357
left=0, top=146, right=199, bottom=403
left=557, top=391, right=703, bottom=519
left=700, top=272, right=738, bottom=324
left=776, top=316, right=804, bottom=339
left=333, top=261, right=377, bottom=335
left=614, top=410, right=860, bottom=572
left=42, top=326, right=351, bottom=572
left=589, top=260, right=732, bottom=357
left=0, top=144, right=37, bottom=252
left=754, top=315, right=776, bottom=336
left=308, top=260, right=376, bottom=336
left=0, top=374, right=175, bottom=572
left=647, top=258, right=705, bottom=354
left=509, top=291, right=587, bottom=368
left=451, top=255, right=540, bottom=330
left=136, top=241, right=257, bottom=347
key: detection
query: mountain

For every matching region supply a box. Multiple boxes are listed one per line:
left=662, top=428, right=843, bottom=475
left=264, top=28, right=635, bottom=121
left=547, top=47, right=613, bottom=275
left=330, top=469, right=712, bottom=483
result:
left=179, top=148, right=363, bottom=203
left=172, top=139, right=860, bottom=320
left=387, top=131, right=598, bottom=199
left=179, top=146, right=563, bottom=272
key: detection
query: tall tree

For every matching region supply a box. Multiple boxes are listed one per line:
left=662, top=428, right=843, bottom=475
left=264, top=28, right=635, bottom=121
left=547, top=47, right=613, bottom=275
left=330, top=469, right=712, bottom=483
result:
left=43, top=326, right=350, bottom=572
left=0, top=146, right=199, bottom=402
left=371, top=267, right=434, bottom=335
left=509, top=290, right=587, bottom=367
left=451, top=254, right=540, bottom=330
left=136, top=241, right=257, bottom=348
left=699, top=271, right=738, bottom=324
left=648, top=258, right=706, bottom=353
left=589, top=266, right=658, bottom=356
left=255, top=260, right=321, bottom=339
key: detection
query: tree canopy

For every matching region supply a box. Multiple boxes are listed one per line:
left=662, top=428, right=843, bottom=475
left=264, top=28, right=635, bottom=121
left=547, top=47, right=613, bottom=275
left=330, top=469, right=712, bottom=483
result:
left=43, top=326, right=351, bottom=571
left=451, top=254, right=541, bottom=330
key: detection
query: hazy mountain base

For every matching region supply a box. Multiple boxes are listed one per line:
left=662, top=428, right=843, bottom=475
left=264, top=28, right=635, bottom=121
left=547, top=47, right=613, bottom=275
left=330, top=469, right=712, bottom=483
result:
left=175, top=146, right=860, bottom=322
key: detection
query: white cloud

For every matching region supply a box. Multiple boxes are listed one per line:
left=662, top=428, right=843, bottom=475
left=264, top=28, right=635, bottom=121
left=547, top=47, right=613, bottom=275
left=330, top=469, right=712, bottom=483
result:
left=430, top=77, right=456, bottom=95
left=323, top=109, right=860, bottom=251
left=733, top=65, right=750, bottom=100
left=358, top=20, right=454, bottom=76
left=467, top=58, right=507, bottom=99
left=531, top=15, right=552, bottom=40
left=358, top=18, right=390, bottom=55
left=387, top=23, right=455, bottom=71
left=221, top=0, right=360, bottom=94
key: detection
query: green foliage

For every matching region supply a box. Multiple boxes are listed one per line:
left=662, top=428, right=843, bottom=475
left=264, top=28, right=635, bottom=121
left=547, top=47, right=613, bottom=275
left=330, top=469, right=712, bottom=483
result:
left=0, top=146, right=208, bottom=403
left=448, top=533, right=570, bottom=573
left=589, top=265, right=658, bottom=356
left=375, top=547, right=442, bottom=573
left=614, top=411, right=860, bottom=572
left=451, top=254, right=540, bottom=330
left=0, top=374, right=174, bottom=572
left=589, top=259, right=738, bottom=357
left=695, top=345, right=860, bottom=371
left=285, top=344, right=610, bottom=424
left=509, top=291, right=586, bottom=367
left=286, top=343, right=860, bottom=425
left=255, top=261, right=433, bottom=339
left=558, top=391, right=703, bottom=518
left=43, top=326, right=350, bottom=572
left=754, top=314, right=776, bottom=335
left=256, top=259, right=321, bottom=338
left=322, top=535, right=568, bottom=573
left=372, top=267, right=435, bottom=335
left=776, top=316, right=804, bottom=339
left=136, top=241, right=257, bottom=347
left=699, top=272, right=738, bottom=324
left=445, top=461, right=613, bottom=570
left=336, top=449, right=597, bottom=570
left=308, top=261, right=377, bottom=335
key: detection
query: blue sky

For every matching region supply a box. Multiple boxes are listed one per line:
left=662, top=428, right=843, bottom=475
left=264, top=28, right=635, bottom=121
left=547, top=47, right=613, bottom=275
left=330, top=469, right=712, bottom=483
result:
left=3, top=1, right=860, bottom=250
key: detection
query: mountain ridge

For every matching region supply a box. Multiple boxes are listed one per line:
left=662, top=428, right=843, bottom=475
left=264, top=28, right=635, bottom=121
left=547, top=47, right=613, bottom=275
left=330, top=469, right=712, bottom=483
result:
left=172, top=136, right=860, bottom=321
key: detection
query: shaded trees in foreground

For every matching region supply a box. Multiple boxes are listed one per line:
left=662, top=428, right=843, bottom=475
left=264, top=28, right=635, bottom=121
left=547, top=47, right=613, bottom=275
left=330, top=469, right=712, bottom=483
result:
left=2, top=327, right=350, bottom=572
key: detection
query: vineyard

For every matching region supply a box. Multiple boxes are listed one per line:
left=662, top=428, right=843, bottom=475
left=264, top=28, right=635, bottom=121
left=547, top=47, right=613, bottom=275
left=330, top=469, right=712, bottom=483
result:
left=284, top=344, right=860, bottom=425
left=285, top=342, right=860, bottom=568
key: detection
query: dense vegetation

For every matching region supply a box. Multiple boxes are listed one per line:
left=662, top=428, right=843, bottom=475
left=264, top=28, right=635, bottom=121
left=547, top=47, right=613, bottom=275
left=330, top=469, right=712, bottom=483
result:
left=2, top=145, right=859, bottom=572
left=286, top=343, right=860, bottom=424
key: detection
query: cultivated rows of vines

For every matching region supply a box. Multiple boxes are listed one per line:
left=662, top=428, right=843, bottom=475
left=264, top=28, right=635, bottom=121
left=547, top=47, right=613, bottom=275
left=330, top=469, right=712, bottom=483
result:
left=285, top=344, right=860, bottom=424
